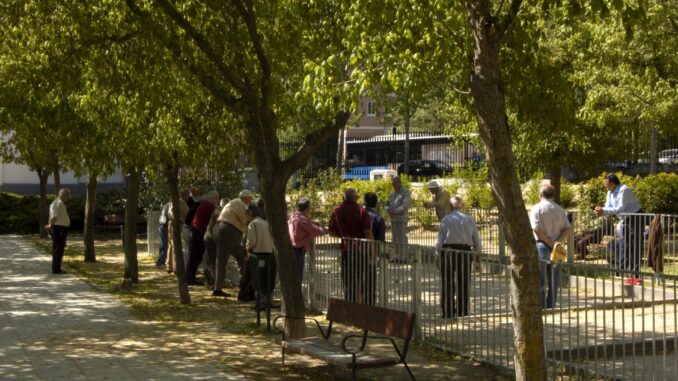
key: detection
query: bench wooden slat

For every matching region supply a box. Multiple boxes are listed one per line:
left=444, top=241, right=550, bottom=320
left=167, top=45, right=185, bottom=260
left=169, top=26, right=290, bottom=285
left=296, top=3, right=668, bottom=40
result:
left=279, top=338, right=398, bottom=369
left=327, top=299, right=415, bottom=340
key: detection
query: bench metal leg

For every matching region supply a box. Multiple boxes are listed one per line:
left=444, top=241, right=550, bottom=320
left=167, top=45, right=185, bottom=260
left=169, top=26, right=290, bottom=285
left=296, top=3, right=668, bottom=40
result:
left=282, top=346, right=286, bottom=366
left=402, top=360, right=416, bottom=381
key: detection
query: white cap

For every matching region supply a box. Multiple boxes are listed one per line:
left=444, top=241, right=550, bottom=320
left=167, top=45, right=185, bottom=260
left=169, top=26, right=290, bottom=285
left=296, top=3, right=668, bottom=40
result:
left=427, top=180, right=439, bottom=189
left=239, top=190, right=254, bottom=199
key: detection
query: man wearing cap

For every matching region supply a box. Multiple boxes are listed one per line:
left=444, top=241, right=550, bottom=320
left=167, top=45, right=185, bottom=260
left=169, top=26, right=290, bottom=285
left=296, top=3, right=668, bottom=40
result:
left=213, top=190, right=253, bottom=297
left=424, top=180, right=452, bottom=222
left=385, top=177, right=411, bottom=263
left=530, top=184, right=571, bottom=309
left=435, top=196, right=481, bottom=318
left=47, top=188, right=71, bottom=274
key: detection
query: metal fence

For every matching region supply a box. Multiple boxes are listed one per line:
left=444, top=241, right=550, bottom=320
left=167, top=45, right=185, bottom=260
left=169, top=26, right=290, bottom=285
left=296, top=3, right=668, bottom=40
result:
left=269, top=237, right=678, bottom=380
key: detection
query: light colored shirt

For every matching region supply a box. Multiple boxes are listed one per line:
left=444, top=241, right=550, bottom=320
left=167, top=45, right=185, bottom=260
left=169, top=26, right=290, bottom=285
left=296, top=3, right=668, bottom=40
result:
left=159, top=202, right=170, bottom=225
left=246, top=217, right=274, bottom=253
left=431, top=187, right=452, bottom=221
left=435, top=210, right=481, bottom=255
left=385, top=187, right=411, bottom=223
left=49, top=198, right=70, bottom=227
left=218, top=198, right=249, bottom=233
left=529, top=199, right=571, bottom=242
left=167, top=199, right=189, bottom=223
left=602, top=184, right=642, bottom=216
left=204, top=208, right=221, bottom=241
left=288, top=211, right=328, bottom=251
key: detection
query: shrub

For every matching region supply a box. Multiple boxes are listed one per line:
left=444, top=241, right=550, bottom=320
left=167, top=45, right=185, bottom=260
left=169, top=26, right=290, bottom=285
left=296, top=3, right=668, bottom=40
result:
left=634, top=173, right=678, bottom=213
left=0, top=192, right=85, bottom=234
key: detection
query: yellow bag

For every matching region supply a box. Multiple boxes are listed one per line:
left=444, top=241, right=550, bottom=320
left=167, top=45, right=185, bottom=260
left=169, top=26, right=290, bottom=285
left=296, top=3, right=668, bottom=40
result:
left=550, top=242, right=567, bottom=263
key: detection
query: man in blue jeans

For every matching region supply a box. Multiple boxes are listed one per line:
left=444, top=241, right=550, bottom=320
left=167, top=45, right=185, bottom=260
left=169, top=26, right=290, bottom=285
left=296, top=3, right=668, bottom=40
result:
left=530, top=184, right=572, bottom=309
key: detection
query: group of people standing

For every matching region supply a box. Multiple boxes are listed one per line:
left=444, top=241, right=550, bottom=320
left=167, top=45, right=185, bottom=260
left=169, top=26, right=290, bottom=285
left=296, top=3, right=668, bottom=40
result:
left=156, top=188, right=274, bottom=308
left=150, top=172, right=644, bottom=318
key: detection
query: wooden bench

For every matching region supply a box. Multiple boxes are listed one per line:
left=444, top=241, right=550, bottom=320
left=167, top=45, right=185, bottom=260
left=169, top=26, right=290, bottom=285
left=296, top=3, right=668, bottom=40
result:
left=273, top=298, right=416, bottom=380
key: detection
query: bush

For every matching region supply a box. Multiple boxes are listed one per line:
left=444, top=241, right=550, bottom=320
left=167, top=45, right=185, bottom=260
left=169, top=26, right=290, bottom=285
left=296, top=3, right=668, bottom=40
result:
left=634, top=173, right=678, bottom=213
left=0, top=192, right=85, bottom=234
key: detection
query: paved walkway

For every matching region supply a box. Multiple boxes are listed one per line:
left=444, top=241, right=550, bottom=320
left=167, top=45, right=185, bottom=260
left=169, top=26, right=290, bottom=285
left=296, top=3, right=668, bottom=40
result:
left=0, top=235, right=245, bottom=381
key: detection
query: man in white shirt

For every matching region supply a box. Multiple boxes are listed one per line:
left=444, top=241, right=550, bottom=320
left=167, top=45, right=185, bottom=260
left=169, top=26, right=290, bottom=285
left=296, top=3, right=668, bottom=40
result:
left=530, top=184, right=571, bottom=309
left=47, top=188, right=71, bottom=274
left=435, top=196, right=481, bottom=318
left=245, top=204, right=276, bottom=311
left=385, top=177, right=411, bottom=263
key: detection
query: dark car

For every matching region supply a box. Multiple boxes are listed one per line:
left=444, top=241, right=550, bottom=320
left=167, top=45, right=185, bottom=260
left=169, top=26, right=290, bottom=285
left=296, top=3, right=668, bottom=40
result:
left=397, top=160, right=453, bottom=179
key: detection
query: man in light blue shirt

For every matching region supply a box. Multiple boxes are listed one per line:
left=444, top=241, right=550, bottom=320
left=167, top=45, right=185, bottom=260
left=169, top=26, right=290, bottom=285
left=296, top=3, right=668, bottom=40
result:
left=595, top=173, right=644, bottom=275
left=385, top=177, right=411, bottom=263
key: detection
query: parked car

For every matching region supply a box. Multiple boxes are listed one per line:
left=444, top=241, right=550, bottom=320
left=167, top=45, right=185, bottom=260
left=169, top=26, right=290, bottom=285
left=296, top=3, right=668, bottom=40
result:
left=658, top=149, right=678, bottom=164
left=397, top=160, right=453, bottom=179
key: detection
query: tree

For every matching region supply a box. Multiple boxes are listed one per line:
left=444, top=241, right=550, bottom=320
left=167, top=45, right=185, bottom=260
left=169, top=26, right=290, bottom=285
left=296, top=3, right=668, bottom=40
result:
left=122, top=0, right=356, bottom=335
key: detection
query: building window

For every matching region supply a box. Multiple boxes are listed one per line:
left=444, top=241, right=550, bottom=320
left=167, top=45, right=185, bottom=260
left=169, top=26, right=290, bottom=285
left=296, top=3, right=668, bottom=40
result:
left=367, top=101, right=376, bottom=116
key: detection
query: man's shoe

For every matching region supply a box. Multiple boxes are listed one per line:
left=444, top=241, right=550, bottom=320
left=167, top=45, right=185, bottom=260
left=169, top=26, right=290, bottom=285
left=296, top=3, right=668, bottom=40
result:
left=52, top=270, right=67, bottom=275
left=187, top=279, right=204, bottom=286
left=212, top=290, right=230, bottom=297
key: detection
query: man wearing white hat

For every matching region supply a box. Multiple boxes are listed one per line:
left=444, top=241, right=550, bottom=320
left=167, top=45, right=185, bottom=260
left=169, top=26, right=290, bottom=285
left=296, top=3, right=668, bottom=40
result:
left=424, top=180, right=452, bottom=222
left=213, top=190, right=254, bottom=297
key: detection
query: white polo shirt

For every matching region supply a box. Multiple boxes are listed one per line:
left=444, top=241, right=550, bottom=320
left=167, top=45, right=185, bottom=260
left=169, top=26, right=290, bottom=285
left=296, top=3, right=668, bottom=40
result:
left=49, top=198, right=70, bottom=227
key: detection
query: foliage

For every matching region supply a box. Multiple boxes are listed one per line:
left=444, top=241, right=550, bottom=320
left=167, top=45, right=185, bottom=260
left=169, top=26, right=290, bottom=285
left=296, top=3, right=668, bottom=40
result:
left=96, top=187, right=128, bottom=220
left=454, top=165, right=495, bottom=209
left=0, top=192, right=86, bottom=233
left=632, top=173, right=678, bottom=214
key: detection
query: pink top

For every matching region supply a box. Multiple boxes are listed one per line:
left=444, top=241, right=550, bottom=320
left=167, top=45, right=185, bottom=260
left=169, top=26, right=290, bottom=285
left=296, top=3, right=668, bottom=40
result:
left=288, top=211, right=328, bottom=251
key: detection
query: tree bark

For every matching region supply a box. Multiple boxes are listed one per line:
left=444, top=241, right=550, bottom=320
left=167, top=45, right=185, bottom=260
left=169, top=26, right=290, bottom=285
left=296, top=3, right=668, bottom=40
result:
left=84, top=173, right=98, bottom=262
left=165, top=162, right=191, bottom=304
left=260, top=166, right=307, bottom=338
left=37, top=168, right=50, bottom=239
left=549, top=164, right=561, bottom=204
left=124, top=167, right=140, bottom=283
left=51, top=150, right=61, bottom=192
left=466, top=0, right=546, bottom=380
left=403, top=101, right=411, bottom=174
left=335, top=128, right=345, bottom=174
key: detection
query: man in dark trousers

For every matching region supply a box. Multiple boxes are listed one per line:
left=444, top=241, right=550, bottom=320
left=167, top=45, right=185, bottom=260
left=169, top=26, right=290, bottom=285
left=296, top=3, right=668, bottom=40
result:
left=435, top=196, right=481, bottom=318
left=363, top=192, right=384, bottom=305
left=47, top=188, right=71, bottom=274
left=328, top=188, right=374, bottom=303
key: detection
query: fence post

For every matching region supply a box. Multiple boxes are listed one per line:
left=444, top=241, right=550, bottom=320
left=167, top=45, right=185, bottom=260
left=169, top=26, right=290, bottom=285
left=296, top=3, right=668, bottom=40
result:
left=567, top=214, right=575, bottom=264
left=146, top=210, right=160, bottom=257
left=498, top=220, right=506, bottom=258
left=413, top=245, right=422, bottom=341
left=308, top=239, right=317, bottom=310
left=379, top=244, right=388, bottom=308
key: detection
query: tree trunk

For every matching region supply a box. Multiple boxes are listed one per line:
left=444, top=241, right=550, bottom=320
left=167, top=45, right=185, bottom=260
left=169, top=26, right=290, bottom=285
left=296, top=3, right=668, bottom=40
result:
left=549, top=164, right=561, bottom=204
left=165, top=162, right=191, bottom=304
left=37, top=168, right=50, bottom=239
left=51, top=150, right=61, bottom=192
left=123, top=167, right=140, bottom=283
left=335, top=128, right=345, bottom=174
left=260, top=165, right=307, bottom=339
left=466, top=1, right=546, bottom=379
left=404, top=101, right=411, bottom=174
left=84, top=173, right=98, bottom=262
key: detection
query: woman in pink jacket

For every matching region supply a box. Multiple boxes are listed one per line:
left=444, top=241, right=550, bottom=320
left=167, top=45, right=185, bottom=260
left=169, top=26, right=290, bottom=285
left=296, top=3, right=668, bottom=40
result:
left=288, top=198, right=328, bottom=283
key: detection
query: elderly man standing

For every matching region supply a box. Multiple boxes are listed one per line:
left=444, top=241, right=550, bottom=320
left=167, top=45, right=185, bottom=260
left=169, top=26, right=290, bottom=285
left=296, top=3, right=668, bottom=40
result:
left=329, top=188, right=374, bottom=303
left=423, top=180, right=452, bottom=222
left=288, top=197, right=328, bottom=284
left=47, top=188, right=71, bottom=274
left=213, top=190, right=253, bottom=297
left=385, top=177, right=411, bottom=263
left=594, top=173, right=644, bottom=283
left=186, top=190, right=220, bottom=285
left=435, top=196, right=481, bottom=318
left=530, top=184, right=572, bottom=309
